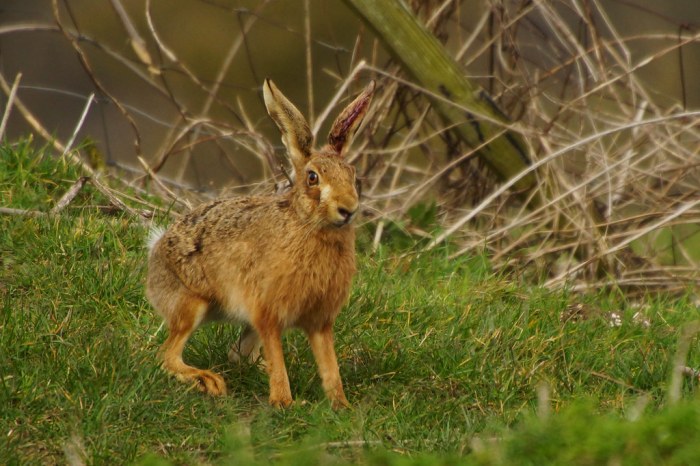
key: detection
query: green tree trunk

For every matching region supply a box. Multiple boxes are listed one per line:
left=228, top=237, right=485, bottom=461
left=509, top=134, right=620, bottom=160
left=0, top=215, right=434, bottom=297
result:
left=343, top=0, right=537, bottom=195
left=344, top=0, right=624, bottom=276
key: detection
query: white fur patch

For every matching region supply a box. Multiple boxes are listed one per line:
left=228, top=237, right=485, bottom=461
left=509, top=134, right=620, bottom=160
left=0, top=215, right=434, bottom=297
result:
left=223, top=287, right=251, bottom=323
left=320, top=184, right=333, bottom=201
left=146, top=225, right=166, bottom=252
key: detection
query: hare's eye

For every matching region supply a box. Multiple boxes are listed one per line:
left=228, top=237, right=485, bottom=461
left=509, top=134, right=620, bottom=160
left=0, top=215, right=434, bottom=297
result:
left=307, top=170, right=319, bottom=186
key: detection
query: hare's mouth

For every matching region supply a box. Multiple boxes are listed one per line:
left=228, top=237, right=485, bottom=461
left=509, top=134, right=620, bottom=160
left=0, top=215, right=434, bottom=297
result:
left=331, top=218, right=353, bottom=228
left=329, top=207, right=356, bottom=227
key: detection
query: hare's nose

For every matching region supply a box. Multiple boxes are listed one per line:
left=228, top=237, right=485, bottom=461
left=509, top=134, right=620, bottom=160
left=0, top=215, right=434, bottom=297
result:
left=338, top=207, right=356, bottom=223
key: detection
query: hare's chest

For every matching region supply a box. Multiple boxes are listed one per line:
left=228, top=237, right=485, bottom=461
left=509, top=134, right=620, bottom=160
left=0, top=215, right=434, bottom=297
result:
left=264, top=256, right=350, bottom=323
left=291, top=250, right=355, bottom=322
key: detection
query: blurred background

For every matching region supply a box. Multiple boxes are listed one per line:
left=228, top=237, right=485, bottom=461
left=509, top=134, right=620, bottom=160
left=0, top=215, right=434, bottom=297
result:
left=2, top=0, right=375, bottom=188
left=2, top=0, right=698, bottom=185
left=2, top=0, right=700, bottom=289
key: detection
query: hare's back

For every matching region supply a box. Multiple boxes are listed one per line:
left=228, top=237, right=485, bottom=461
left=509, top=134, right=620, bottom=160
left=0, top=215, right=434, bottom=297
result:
left=156, top=196, right=281, bottom=261
left=207, top=196, right=288, bottom=236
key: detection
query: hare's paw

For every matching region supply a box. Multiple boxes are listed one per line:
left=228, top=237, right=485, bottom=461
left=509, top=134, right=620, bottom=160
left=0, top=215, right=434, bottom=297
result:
left=227, top=346, right=243, bottom=364
left=269, top=394, right=293, bottom=409
left=192, top=369, right=227, bottom=396
left=330, top=394, right=351, bottom=410
left=228, top=345, right=265, bottom=368
left=229, top=326, right=264, bottom=367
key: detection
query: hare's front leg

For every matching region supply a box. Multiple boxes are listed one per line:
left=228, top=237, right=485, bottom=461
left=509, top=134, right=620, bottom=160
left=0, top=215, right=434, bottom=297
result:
left=254, top=317, right=293, bottom=407
left=306, top=325, right=350, bottom=409
left=159, top=295, right=227, bottom=396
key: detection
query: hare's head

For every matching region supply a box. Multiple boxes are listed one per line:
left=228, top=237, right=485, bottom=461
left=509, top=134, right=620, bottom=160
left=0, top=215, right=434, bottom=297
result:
left=263, top=79, right=374, bottom=228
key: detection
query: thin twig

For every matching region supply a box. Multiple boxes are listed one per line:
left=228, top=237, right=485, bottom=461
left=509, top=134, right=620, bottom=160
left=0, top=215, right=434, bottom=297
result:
left=173, top=1, right=268, bottom=182
left=62, top=93, right=95, bottom=157
left=304, top=0, right=314, bottom=125
left=0, top=72, right=22, bottom=140
left=137, top=156, right=192, bottom=210
left=0, top=70, right=94, bottom=176
left=0, top=207, right=45, bottom=217
left=108, top=0, right=157, bottom=74
left=51, top=176, right=89, bottom=214
left=52, top=0, right=143, bottom=158
left=88, top=177, right=151, bottom=220
left=311, top=60, right=367, bottom=137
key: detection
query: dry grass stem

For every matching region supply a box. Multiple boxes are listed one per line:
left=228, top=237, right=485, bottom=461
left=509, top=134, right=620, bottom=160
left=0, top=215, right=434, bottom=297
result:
left=0, top=72, right=22, bottom=140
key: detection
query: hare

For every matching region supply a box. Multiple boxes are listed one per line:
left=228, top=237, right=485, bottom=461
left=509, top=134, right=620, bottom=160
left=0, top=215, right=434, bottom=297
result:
left=146, top=79, right=374, bottom=409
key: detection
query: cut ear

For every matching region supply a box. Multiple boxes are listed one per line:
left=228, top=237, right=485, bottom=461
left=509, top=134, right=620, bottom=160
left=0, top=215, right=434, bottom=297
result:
left=263, top=79, right=313, bottom=167
left=328, top=80, right=375, bottom=157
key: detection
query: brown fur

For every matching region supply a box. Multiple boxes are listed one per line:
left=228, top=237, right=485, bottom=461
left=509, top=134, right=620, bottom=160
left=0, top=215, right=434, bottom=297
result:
left=146, top=79, right=374, bottom=408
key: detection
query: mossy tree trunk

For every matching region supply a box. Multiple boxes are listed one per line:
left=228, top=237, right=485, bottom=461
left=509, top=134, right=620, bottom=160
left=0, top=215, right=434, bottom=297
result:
left=343, top=0, right=625, bottom=277
left=343, top=0, right=537, bottom=196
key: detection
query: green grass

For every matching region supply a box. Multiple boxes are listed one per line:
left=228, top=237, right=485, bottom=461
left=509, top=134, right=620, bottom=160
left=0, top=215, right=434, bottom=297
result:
left=2, top=139, right=700, bottom=465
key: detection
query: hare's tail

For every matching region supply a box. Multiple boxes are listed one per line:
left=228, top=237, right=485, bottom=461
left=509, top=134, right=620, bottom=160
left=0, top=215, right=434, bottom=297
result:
left=146, top=225, right=167, bottom=253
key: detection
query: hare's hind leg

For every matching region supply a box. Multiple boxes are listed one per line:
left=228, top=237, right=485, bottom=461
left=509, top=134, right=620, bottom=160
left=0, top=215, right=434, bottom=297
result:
left=306, top=325, right=349, bottom=410
left=154, top=291, right=227, bottom=396
left=228, top=324, right=263, bottom=366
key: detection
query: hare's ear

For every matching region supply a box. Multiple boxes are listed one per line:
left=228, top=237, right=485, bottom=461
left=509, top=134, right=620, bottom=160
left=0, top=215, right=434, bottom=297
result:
left=328, top=81, right=375, bottom=157
left=263, top=79, right=313, bottom=168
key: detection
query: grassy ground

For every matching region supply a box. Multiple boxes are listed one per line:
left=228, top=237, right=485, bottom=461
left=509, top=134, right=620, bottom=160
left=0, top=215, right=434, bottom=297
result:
left=2, top=139, right=700, bottom=465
